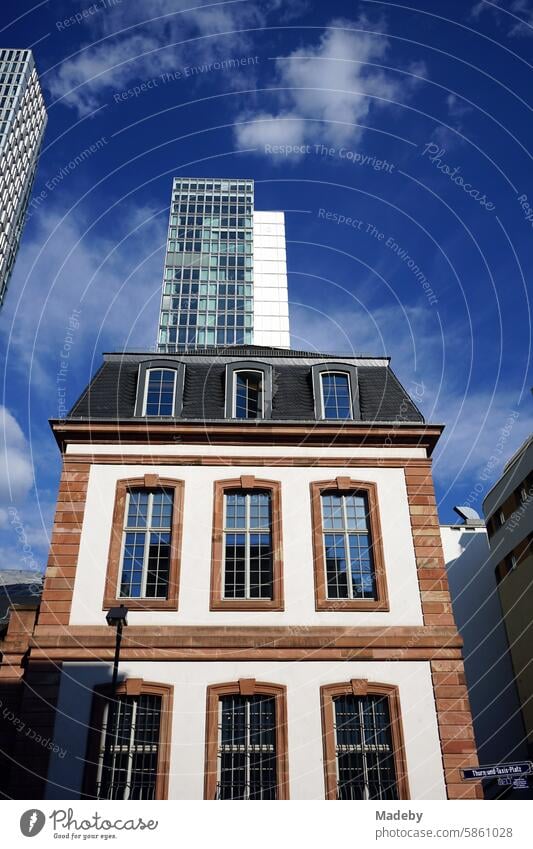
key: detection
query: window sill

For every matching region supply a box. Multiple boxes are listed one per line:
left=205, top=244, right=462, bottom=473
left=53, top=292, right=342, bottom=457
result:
left=103, top=597, right=179, bottom=611
left=210, top=598, right=284, bottom=612
left=315, top=599, right=390, bottom=612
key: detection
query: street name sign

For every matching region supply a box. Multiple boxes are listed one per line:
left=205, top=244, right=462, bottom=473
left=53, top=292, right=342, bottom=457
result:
left=462, top=761, right=533, bottom=781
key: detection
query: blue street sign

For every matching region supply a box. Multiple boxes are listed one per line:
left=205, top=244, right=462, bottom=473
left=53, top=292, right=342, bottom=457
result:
left=462, top=761, right=533, bottom=781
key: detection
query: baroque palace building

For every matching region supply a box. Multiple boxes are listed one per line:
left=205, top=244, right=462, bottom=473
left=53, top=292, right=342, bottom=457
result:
left=0, top=345, right=481, bottom=800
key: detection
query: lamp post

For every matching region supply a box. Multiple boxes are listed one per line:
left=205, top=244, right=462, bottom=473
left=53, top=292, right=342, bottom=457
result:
left=101, top=605, right=128, bottom=798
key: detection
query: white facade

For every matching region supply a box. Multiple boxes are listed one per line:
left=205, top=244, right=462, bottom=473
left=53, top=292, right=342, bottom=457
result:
left=0, top=49, right=47, bottom=305
left=69, top=450, right=423, bottom=629
left=46, top=659, right=446, bottom=800
left=252, top=210, right=290, bottom=348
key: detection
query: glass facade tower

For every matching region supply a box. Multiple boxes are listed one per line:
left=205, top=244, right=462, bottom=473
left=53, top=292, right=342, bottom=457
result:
left=0, top=49, right=47, bottom=307
left=157, top=178, right=290, bottom=352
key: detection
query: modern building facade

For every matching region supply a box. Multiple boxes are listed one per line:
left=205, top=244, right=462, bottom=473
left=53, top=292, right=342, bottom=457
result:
left=483, top=435, right=533, bottom=760
left=0, top=347, right=481, bottom=799
left=0, top=48, right=47, bottom=306
left=441, top=508, right=528, bottom=797
left=157, top=178, right=290, bottom=352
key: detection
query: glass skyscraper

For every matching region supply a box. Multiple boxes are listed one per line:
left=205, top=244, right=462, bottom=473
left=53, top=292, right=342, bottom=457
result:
left=157, top=177, right=290, bottom=351
left=0, top=49, right=47, bottom=307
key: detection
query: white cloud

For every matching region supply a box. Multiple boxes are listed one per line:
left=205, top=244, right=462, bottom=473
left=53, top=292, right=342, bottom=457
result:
left=0, top=202, right=166, bottom=395
left=47, top=0, right=277, bottom=115
left=471, top=0, right=533, bottom=37
left=0, top=406, right=34, bottom=503
left=234, top=19, right=425, bottom=152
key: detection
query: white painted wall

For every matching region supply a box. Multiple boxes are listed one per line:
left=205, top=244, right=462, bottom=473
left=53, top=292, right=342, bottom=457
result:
left=46, top=660, right=446, bottom=800
left=253, top=211, right=290, bottom=348
left=69, top=459, right=423, bottom=627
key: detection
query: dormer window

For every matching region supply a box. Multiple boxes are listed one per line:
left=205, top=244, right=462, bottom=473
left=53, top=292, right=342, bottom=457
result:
left=225, top=361, right=272, bottom=420
left=144, top=369, right=176, bottom=416
left=134, top=360, right=185, bottom=417
left=312, top=363, right=360, bottom=421
left=321, top=372, right=351, bottom=419
left=234, top=370, right=263, bottom=419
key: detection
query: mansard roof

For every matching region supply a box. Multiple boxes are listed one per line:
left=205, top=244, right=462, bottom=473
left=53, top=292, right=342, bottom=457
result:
left=64, top=345, right=425, bottom=425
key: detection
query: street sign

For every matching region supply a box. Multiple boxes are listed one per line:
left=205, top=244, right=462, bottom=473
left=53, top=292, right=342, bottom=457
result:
left=497, top=778, right=512, bottom=787
left=462, top=761, right=533, bottom=781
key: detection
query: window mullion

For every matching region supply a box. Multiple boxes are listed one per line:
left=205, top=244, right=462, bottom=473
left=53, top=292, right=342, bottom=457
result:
left=124, top=698, right=138, bottom=800
left=359, top=698, right=370, bottom=799
left=245, top=494, right=250, bottom=599
left=141, top=493, right=154, bottom=597
left=342, top=496, right=354, bottom=600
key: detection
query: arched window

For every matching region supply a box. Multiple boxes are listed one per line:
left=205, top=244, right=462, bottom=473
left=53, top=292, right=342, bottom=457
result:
left=224, top=361, right=273, bottom=419
left=144, top=368, right=177, bottom=416
left=311, top=363, right=360, bottom=420
left=134, top=359, right=185, bottom=417
left=321, top=372, right=352, bottom=419
left=234, top=370, right=263, bottom=419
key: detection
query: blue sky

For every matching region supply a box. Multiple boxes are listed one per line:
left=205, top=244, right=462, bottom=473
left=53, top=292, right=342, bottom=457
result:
left=0, top=0, right=532, bottom=573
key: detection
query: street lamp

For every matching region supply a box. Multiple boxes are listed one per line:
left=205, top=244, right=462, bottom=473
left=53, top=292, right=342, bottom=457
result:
left=101, top=604, right=128, bottom=798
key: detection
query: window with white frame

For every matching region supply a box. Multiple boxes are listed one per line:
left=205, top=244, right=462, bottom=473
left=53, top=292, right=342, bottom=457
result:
left=95, top=693, right=162, bottom=800
left=321, top=372, right=352, bottom=419
left=119, top=489, right=173, bottom=598
left=233, top=370, right=263, bottom=419
left=216, top=694, right=277, bottom=799
left=332, top=693, right=398, bottom=799
left=143, top=368, right=177, bottom=416
left=321, top=491, right=377, bottom=600
left=223, top=490, right=273, bottom=599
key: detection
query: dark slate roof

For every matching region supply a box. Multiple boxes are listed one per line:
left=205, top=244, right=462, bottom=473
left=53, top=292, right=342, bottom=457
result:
left=66, top=346, right=424, bottom=424
left=0, top=571, right=43, bottom=625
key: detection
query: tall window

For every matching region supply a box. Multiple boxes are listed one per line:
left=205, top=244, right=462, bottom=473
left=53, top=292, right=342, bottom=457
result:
left=321, top=372, right=352, bottom=419
left=84, top=681, right=173, bottom=801
left=310, top=479, right=388, bottom=611
left=234, top=370, right=263, bottom=418
left=205, top=681, right=289, bottom=800
left=143, top=368, right=176, bottom=416
left=223, top=490, right=272, bottom=599
left=95, top=693, right=162, bottom=799
left=217, top=694, right=277, bottom=799
left=333, top=694, right=398, bottom=799
left=321, top=682, right=408, bottom=801
left=119, top=489, right=173, bottom=598
left=321, top=491, right=376, bottom=600
left=211, top=478, right=283, bottom=611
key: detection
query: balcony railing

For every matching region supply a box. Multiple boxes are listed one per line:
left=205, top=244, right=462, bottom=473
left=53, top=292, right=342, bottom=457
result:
left=215, top=781, right=278, bottom=800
